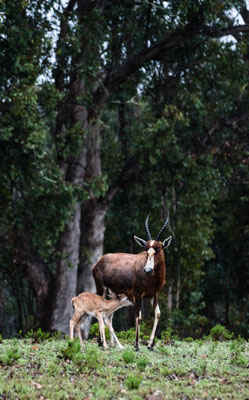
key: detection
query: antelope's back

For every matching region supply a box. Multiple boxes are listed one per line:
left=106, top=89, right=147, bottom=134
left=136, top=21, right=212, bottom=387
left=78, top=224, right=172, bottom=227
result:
left=92, top=252, right=138, bottom=295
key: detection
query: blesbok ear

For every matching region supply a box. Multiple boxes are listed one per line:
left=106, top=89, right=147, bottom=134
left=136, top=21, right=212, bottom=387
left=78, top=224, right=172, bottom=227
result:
left=134, top=235, right=147, bottom=248
left=162, top=236, right=172, bottom=249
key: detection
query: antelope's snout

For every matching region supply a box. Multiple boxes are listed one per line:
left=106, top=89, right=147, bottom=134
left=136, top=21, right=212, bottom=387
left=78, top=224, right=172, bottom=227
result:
left=144, top=247, right=155, bottom=275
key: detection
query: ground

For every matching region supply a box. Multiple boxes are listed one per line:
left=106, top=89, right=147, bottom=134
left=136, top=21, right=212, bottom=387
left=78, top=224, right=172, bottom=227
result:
left=0, top=335, right=248, bottom=399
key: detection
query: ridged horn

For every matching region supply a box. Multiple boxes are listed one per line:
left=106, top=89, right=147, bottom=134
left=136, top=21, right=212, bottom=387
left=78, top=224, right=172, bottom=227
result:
left=145, top=213, right=152, bottom=240
left=156, top=214, right=169, bottom=241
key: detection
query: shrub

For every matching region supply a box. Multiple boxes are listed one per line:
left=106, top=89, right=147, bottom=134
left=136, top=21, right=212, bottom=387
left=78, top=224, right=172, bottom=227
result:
left=137, top=356, right=148, bottom=372
left=1, top=346, right=22, bottom=366
left=89, top=322, right=110, bottom=340
left=122, top=349, right=135, bottom=364
left=160, top=366, right=171, bottom=376
left=84, top=345, right=101, bottom=369
left=125, top=375, right=142, bottom=390
left=60, top=338, right=83, bottom=363
left=25, top=328, right=50, bottom=342
left=209, top=324, right=234, bottom=341
left=118, top=327, right=136, bottom=342
left=161, top=327, right=174, bottom=344
left=183, top=336, right=193, bottom=342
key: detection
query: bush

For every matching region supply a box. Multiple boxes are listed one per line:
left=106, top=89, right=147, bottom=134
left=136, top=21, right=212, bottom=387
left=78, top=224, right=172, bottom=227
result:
left=209, top=324, right=234, bottom=341
left=89, top=322, right=110, bottom=340
left=137, top=356, right=148, bottom=372
left=161, top=327, right=174, bottom=344
left=183, top=336, right=194, bottom=342
left=125, top=375, right=142, bottom=390
left=60, top=338, right=83, bottom=363
left=25, top=328, right=50, bottom=342
left=118, top=327, right=136, bottom=342
left=0, top=346, right=22, bottom=366
left=83, top=345, right=101, bottom=369
left=122, top=349, right=135, bottom=364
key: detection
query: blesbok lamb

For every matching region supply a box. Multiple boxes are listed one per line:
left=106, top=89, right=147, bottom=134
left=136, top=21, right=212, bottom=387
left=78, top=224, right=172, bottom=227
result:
left=92, top=214, right=172, bottom=351
left=70, top=291, right=133, bottom=349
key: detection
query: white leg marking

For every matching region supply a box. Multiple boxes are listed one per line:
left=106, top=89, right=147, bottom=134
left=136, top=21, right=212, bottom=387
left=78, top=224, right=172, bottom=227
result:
left=148, top=304, right=160, bottom=348
left=106, top=318, right=124, bottom=349
left=108, top=313, right=115, bottom=346
left=98, top=314, right=108, bottom=349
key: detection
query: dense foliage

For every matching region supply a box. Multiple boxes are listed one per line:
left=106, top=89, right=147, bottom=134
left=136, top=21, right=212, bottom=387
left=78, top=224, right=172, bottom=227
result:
left=0, top=0, right=248, bottom=338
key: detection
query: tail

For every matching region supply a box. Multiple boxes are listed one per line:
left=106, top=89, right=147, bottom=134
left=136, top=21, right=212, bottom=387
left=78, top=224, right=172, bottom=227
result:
left=71, top=297, right=76, bottom=309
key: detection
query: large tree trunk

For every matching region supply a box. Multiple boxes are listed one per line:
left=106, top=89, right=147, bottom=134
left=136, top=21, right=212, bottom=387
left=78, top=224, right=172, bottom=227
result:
left=49, top=203, right=82, bottom=333
left=77, top=200, right=107, bottom=337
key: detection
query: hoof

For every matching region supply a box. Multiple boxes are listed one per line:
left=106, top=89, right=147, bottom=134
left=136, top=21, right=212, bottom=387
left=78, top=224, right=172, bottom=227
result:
left=147, top=346, right=154, bottom=351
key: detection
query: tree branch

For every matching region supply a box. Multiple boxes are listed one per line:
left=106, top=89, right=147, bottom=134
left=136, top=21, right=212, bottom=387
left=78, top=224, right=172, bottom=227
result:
left=91, top=21, right=249, bottom=117
left=100, top=155, right=139, bottom=208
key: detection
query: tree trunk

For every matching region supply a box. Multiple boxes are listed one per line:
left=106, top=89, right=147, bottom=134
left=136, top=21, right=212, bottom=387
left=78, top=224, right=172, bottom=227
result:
left=77, top=200, right=107, bottom=337
left=49, top=202, right=82, bottom=333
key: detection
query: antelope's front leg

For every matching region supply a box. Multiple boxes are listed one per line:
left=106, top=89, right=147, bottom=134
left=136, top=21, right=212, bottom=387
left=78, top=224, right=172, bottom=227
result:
left=135, top=297, right=142, bottom=351
left=97, top=314, right=108, bottom=349
left=148, top=294, right=160, bottom=350
left=108, top=313, right=115, bottom=346
left=106, top=317, right=124, bottom=349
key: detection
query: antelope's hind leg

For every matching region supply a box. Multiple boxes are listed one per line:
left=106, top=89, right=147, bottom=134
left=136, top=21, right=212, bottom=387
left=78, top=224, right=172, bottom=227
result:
left=134, top=296, right=142, bottom=351
left=147, top=294, right=160, bottom=350
left=97, top=314, right=108, bottom=349
left=73, top=313, right=87, bottom=346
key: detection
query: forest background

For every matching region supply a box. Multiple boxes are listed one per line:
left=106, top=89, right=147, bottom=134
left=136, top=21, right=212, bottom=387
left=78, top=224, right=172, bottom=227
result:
left=0, top=0, right=249, bottom=339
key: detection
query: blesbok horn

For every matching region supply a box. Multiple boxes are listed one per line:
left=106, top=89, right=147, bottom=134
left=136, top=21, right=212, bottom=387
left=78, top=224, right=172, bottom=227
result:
left=145, top=213, right=152, bottom=240
left=156, top=214, right=169, bottom=241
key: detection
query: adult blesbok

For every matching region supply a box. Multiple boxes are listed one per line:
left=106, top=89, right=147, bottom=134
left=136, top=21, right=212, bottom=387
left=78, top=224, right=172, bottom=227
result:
left=92, top=214, right=172, bottom=350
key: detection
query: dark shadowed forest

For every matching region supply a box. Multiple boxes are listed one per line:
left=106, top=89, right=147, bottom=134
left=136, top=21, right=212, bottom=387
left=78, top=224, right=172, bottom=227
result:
left=0, top=0, right=249, bottom=339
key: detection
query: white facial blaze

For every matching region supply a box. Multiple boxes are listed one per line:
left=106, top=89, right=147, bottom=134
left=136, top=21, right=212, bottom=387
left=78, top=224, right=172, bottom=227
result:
left=144, top=246, right=155, bottom=274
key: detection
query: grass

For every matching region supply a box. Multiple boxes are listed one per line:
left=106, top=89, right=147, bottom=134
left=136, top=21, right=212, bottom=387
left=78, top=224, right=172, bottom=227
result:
left=0, top=335, right=249, bottom=399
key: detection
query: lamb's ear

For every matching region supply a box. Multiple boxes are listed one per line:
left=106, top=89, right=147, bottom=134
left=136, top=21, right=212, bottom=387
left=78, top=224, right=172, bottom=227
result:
left=162, top=236, right=172, bottom=249
left=134, top=235, right=147, bottom=247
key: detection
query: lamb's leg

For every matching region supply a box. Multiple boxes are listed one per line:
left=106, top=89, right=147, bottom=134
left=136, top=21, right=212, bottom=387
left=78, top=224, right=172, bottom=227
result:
left=75, top=313, right=88, bottom=346
left=108, top=313, right=115, bottom=346
left=70, top=310, right=82, bottom=341
left=97, top=314, right=108, bottom=349
left=106, top=317, right=124, bottom=349
left=95, top=286, right=107, bottom=346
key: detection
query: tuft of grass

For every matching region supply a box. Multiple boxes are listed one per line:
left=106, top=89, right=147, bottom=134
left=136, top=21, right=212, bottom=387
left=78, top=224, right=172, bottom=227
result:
left=60, top=337, right=83, bottom=362
left=125, top=374, right=142, bottom=390
left=122, top=348, right=135, bottom=364
left=84, top=344, right=102, bottom=369
left=117, top=327, right=136, bottom=342
left=137, top=355, right=149, bottom=371
left=161, top=327, right=174, bottom=344
left=0, top=345, right=22, bottom=365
